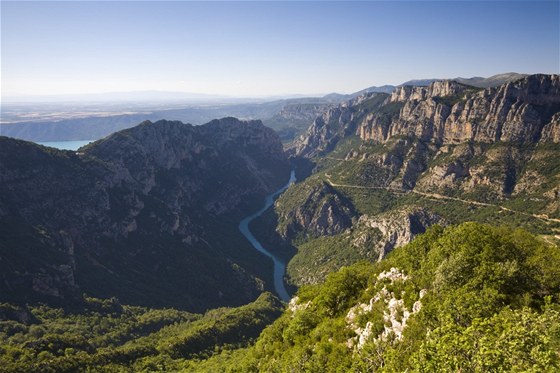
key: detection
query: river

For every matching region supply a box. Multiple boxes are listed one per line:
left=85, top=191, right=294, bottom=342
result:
left=238, top=170, right=296, bottom=302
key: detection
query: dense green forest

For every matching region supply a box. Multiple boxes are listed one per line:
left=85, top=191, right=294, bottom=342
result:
left=0, top=293, right=282, bottom=372
left=2, top=223, right=559, bottom=371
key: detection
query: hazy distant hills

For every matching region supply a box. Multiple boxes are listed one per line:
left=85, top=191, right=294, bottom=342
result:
left=454, top=72, right=528, bottom=88
left=0, top=98, right=340, bottom=142
left=0, top=72, right=530, bottom=143
left=399, top=72, right=528, bottom=88
left=341, top=72, right=528, bottom=99
left=2, top=91, right=235, bottom=104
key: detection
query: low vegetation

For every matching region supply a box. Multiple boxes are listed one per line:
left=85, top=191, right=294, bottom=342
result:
left=2, top=224, right=557, bottom=372
left=230, top=223, right=560, bottom=371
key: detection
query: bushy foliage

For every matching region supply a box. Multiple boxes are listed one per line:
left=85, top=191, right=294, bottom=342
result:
left=3, top=224, right=558, bottom=371
left=228, top=223, right=560, bottom=371
left=414, top=304, right=560, bottom=372
left=0, top=293, right=282, bottom=372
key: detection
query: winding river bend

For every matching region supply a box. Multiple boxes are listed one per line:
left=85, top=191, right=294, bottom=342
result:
left=238, top=170, right=296, bottom=302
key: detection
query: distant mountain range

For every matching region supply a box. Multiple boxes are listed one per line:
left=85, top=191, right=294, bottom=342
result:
left=399, top=72, right=528, bottom=89
left=0, top=72, right=533, bottom=144
left=3, top=72, right=528, bottom=104
left=2, top=91, right=238, bottom=104
left=356, top=72, right=528, bottom=97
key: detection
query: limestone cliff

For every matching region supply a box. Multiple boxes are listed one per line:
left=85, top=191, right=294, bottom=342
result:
left=283, top=205, right=444, bottom=287
left=296, top=75, right=559, bottom=152
left=276, top=180, right=357, bottom=239
left=295, top=74, right=560, bottom=202
left=280, top=74, right=559, bottom=289
left=359, top=74, right=560, bottom=144
left=541, top=112, right=560, bottom=142
left=262, top=102, right=335, bottom=143
left=388, top=80, right=470, bottom=103
left=352, top=208, right=445, bottom=261
left=294, top=93, right=387, bottom=157
left=294, top=106, right=356, bottom=157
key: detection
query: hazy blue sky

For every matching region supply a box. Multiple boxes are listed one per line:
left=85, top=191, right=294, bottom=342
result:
left=2, top=1, right=559, bottom=97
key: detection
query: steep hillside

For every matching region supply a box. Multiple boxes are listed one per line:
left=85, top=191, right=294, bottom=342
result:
left=0, top=118, right=291, bottom=311
left=0, top=292, right=283, bottom=372
left=228, top=223, right=560, bottom=372
left=9, top=224, right=557, bottom=371
left=262, top=102, right=334, bottom=142
left=276, top=74, right=560, bottom=286
left=296, top=74, right=560, bottom=210
left=294, top=92, right=389, bottom=157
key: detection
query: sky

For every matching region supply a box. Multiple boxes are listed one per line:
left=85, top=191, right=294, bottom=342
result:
left=1, top=1, right=559, bottom=98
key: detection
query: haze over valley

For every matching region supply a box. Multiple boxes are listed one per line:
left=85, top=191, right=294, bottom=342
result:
left=0, top=73, right=532, bottom=144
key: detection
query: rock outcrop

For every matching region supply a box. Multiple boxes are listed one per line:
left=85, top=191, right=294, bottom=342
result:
left=346, top=267, right=426, bottom=349
left=294, top=93, right=387, bottom=157
left=359, top=74, right=560, bottom=144
left=541, top=112, right=560, bottom=142
left=352, top=208, right=445, bottom=261
left=296, top=75, right=559, bottom=156
left=294, top=106, right=355, bottom=157
left=277, top=181, right=357, bottom=239
left=294, top=74, right=560, bottom=204
left=388, top=80, right=469, bottom=103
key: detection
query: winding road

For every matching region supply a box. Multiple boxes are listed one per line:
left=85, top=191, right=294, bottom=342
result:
left=238, top=170, right=296, bottom=302
left=324, top=175, right=560, bottom=225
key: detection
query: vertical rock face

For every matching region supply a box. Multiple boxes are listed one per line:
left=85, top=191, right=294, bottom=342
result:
left=536, top=112, right=560, bottom=143
left=277, top=181, right=357, bottom=239
left=440, top=74, right=560, bottom=143
left=0, top=118, right=290, bottom=311
left=353, top=208, right=445, bottom=261
left=279, top=74, right=559, bottom=291
left=388, top=80, right=469, bottom=103
left=294, top=106, right=355, bottom=157
left=297, top=74, right=559, bottom=153
left=374, top=75, right=560, bottom=144
left=294, top=93, right=387, bottom=157
left=294, top=74, right=560, bottom=197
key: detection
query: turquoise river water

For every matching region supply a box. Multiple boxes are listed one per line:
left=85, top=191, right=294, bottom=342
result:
left=238, top=170, right=296, bottom=302
left=38, top=138, right=295, bottom=301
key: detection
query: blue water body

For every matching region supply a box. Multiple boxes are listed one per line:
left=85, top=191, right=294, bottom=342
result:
left=37, top=140, right=94, bottom=151
left=239, top=170, right=296, bottom=302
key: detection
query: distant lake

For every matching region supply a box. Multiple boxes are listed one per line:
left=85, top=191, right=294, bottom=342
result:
left=37, top=140, right=94, bottom=151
